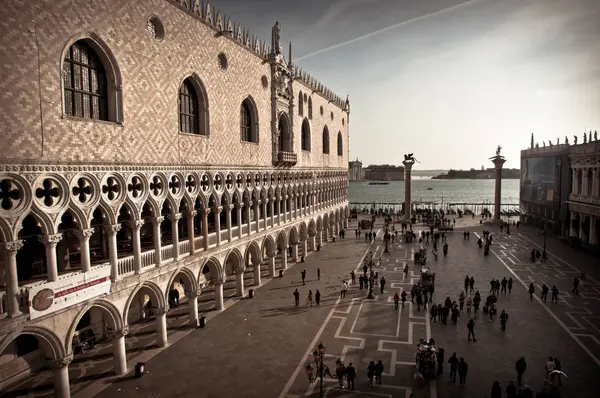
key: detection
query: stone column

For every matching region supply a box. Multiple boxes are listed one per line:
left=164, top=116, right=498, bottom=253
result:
left=202, top=208, right=210, bottom=250
left=109, top=327, right=128, bottom=375
left=262, top=199, right=268, bottom=230
left=253, top=259, right=262, bottom=286
left=235, top=267, right=246, bottom=297
left=592, top=168, right=599, bottom=197
left=254, top=201, right=261, bottom=233
left=155, top=306, right=169, bottom=348
left=570, top=212, right=577, bottom=236
left=246, top=202, right=253, bottom=236
left=309, top=235, right=316, bottom=251
left=269, top=199, right=275, bottom=227
left=572, top=168, right=578, bottom=194
left=291, top=243, right=298, bottom=262
left=187, top=210, right=197, bottom=254
left=185, top=291, right=200, bottom=327
left=40, top=234, right=62, bottom=281
left=579, top=216, right=586, bottom=242
left=169, top=213, right=182, bottom=260
left=152, top=216, right=164, bottom=266
left=268, top=254, right=276, bottom=276
left=402, top=159, right=415, bottom=222
left=214, top=278, right=225, bottom=310
left=235, top=203, right=243, bottom=239
left=301, top=239, right=308, bottom=258
left=104, top=224, right=121, bottom=281
left=590, top=216, right=597, bottom=245
left=281, top=249, right=288, bottom=270
left=323, top=227, right=329, bottom=242
left=2, top=240, right=23, bottom=317
left=491, top=155, right=507, bottom=221
left=582, top=168, right=589, bottom=196
left=48, top=356, right=73, bottom=398
left=214, top=206, right=223, bottom=246
left=316, top=230, right=323, bottom=247
left=277, top=198, right=282, bottom=225
left=75, top=229, right=94, bottom=273
left=130, top=220, right=145, bottom=274
left=282, top=197, right=287, bottom=223
left=226, top=205, right=233, bottom=242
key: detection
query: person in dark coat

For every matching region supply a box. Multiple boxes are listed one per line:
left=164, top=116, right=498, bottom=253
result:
left=506, top=381, right=518, bottom=398
left=515, top=357, right=527, bottom=386
left=491, top=380, right=502, bottom=398
left=436, top=348, right=445, bottom=375
left=528, top=283, right=535, bottom=300
left=457, top=357, right=468, bottom=387
left=345, top=363, right=356, bottom=390
left=374, top=360, right=384, bottom=385
left=367, top=361, right=375, bottom=386
left=448, top=352, right=458, bottom=382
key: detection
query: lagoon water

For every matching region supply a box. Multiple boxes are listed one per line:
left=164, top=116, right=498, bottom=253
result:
left=348, top=179, right=520, bottom=207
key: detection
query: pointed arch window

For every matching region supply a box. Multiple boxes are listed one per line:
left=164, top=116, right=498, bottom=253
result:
left=278, top=114, right=292, bottom=152
left=301, top=118, right=311, bottom=151
left=298, top=92, right=304, bottom=116
left=241, top=98, right=258, bottom=143
left=63, top=40, right=108, bottom=120
left=179, top=78, right=200, bottom=134
left=322, top=126, right=330, bottom=154
left=337, top=131, right=343, bottom=156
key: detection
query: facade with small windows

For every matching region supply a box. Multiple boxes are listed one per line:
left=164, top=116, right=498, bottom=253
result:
left=0, top=0, right=349, bottom=396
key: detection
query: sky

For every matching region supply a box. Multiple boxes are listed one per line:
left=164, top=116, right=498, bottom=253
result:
left=213, top=0, right=600, bottom=169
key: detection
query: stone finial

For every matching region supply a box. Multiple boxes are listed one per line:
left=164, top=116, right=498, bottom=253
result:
left=288, top=41, right=293, bottom=66
left=236, top=24, right=243, bottom=42
left=216, top=10, right=223, bottom=30
left=226, top=17, right=233, bottom=33
left=254, top=37, right=260, bottom=52
left=205, top=1, right=213, bottom=24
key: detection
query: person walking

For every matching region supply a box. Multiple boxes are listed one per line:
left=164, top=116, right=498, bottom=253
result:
left=341, top=281, right=348, bottom=298
left=367, top=361, right=376, bottom=387
left=430, top=303, right=438, bottom=323
left=380, top=276, right=386, bottom=294
left=436, top=347, right=445, bottom=375
left=459, top=291, right=465, bottom=310
left=307, top=290, right=313, bottom=306
left=467, top=318, right=476, bottom=342
left=469, top=277, right=475, bottom=293
left=448, top=352, right=458, bottom=382
left=500, top=309, right=509, bottom=331
left=393, top=292, right=399, bottom=310
left=515, top=357, right=527, bottom=387
left=317, top=268, right=321, bottom=281
left=375, top=360, right=384, bottom=385
left=403, top=263, right=409, bottom=279
left=464, top=275, right=470, bottom=292
left=528, top=283, right=535, bottom=300
left=466, top=295, right=472, bottom=313
left=345, top=363, right=356, bottom=390
left=457, top=357, right=468, bottom=387
left=293, top=289, right=300, bottom=306
left=541, top=284, right=549, bottom=302
left=573, top=277, right=580, bottom=295
left=551, top=285, right=559, bottom=303
left=401, top=290, right=407, bottom=307
left=491, top=380, right=502, bottom=398
left=301, top=270, right=306, bottom=285
left=507, top=277, right=513, bottom=294
left=315, top=290, right=321, bottom=306
left=335, top=360, right=345, bottom=389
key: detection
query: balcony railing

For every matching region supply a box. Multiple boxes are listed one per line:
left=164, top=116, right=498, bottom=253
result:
left=141, top=250, right=155, bottom=269
left=569, top=193, right=600, bottom=206
left=161, top=244, right=173, bottom=263
left=118, top=255, right=135, bottom=276
left=275, top=151, right=297, bottom=166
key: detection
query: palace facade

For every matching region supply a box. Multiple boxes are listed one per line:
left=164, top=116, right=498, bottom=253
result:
left=0, top=1, right=350, bottom=396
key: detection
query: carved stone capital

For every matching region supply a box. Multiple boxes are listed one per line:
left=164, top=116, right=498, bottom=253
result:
left=152, top=216, right=165, bottom=225
left=47, top=355, right=73, bottom=369
left=263, top=198, right=270, bottom=204
left=256, top=200, right=262, bottom=205
left=75, top=228, right=95, bottom=240
left=129, top=220, right=145, bottom=230
left=234, top=203, right=243, bottom=209
left=247, top=201, right=253, bottom=207
left=213, top=206, right=223, bottom=214
left=187, top=210, right=198, bottom=218
left=103, top=224, right=122, bottom=235
left=154, top=306, right=170, bottom=316
left=212, top=276, right=227, bottom=285
left=39, top=234, right=63, bottom=246
left=202, top=208, right=211, bottom=217
left=168, top=213, right=183, bottom=222
left=107, top=326, right=129, bottom=338
left=185, top=290, right=201, bottom=299
left=228, top=204, right=235, bottom=211
left=2, top=240, right=24, bottom=254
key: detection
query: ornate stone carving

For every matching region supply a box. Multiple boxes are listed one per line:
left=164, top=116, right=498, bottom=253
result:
left=213, top=206, right=223, bottom=214
left=103, top=224, right=122, bottom=235
left=201, top=208, right=211, bottom=217
left=154, top=306, right=170, bottom=316
left=185, top=290, right=201, bottom=299
left=2, top=240, right=24, bottom=253
left=75, top=228, right=95, bottom=240
left=152, top=216, right=165, bottom=225
left=187, top=210, right=198, bottom=218
left=234, top=203, right=243, bottom=209
left=212, top=276, right=227, bottom=285
left=107, top=326, right=129, bottom=338
left=129, top=220, right=145, bottom=229
left=39, top=233, right=63, bottom=246
left=168, top=213, right=183, bottom=222
left=47, top=355, right=73, bottom=369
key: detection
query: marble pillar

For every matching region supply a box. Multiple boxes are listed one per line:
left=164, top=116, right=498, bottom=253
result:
left=402, top=159, right=415, bottom=222
left=491, top=155, right=507, bottom=221
left=40, top=234, right=62, bottom=281
left=2, top=241, right=23, bottom=317
left=104, top=224, right=121, bottom=281
left=111, top=327, right=128, bottom=375
left=214, top=279, right=225, bottom=310
left=155, top=307, right=169, bottom=348
left=185, top=291, right=200, bottom=326
left=75, top=229, right=94, bottom=273
left=48, top=356, right=72, bottom=398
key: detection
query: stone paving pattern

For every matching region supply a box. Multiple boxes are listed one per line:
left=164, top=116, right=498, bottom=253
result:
left=4, top=218, right=600, bottom=398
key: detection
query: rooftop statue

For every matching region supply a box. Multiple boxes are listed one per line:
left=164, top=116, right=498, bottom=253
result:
left=574, top=135, right=578, bottom=145
left=403, top=153, right=415, bottom=162
left=272, top=21, right=281, bottom=54
left=496, top=145, right=502, bottom=156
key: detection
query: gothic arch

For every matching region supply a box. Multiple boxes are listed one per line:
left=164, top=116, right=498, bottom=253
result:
left=288, top=225, right=299, bottom=244
left=299, top=222, right=308, bottom=240
left=200, top=257, right=223, bottom=282
left=0, top=326, right=65, bottom=361
left=278, top=112, right=292, bottom=152
left=240, top=95, right=260, bottom=143
left=224, top=247, right=245, bottom=275
left=65, top=299, right=123, bottom=355
left=15, top=208, right=54, bottom=239
left=123, top=280, right=167, bottom=324
left=245, top=240, right=262, bottom=266
left=60, top=32, right=123, bottom=123
left=316, top=215, right=323, bottom=232
left=261, top=234, right=276, bottom=256
left=165, top=266, right=198, bottom=303
left=178, top=72, right=210, bottom=135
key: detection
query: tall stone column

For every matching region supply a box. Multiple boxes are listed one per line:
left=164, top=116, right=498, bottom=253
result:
left=214, top=278, right=225, bottom=310
left=281, top=249, right=288, bottom=270
left=570, top=212, right=577, bottom=236
left=235, top=203, right=243, bottom=239
left=246, top=201, right=253, bottom=236
left=130, top=220, right=144, bottom=273
left=226, top=205, right=233, bottom=242
left=155, top=306, right=169, bottom=348
left=169, top=213, right=182, bottom=260
left=187, top=210, right=197, bottom=254
left=185, top=291, right=200, bottom=326
left=75, top=229, right=94, bottom=273
left=235, top=267, right=246, bottom=297
left=491, top=154, right=507, bottom=221
left=254, top=201, right=261, bottom=233
left=48, top=356, right=73, bottom=398
left=202, top=208, right=210, bottom=249
left=253, top=259, right=262, bottom=286
left=291, top=243, right=298, bottom=262
left=572, top=168, right=578, bottom=194
left=316, top=230, right=323, bottom=247
left=309, top=235, right=316, bottom=251
left=402, top=159, right=415, bottom=222
left=152, top=217, right=164, bottom=266
left=214, top=206, right=223, bottom=246
left=110, top=327, right=128, bottom=375
left=40, top=234, right=62, bottom=281
left=2, top=240, right=23, bottom=317
left=579, top=217, right=586, bottom=242
left=301, top=239, right=308, bottom=258
left=268, top=255, right=276, bottom=276
left=269, top=199, right=275, bottom=227
left=590, top=216, right=597, bottom=245
left=282, top=197, right=287, bottom=222
left=277, top=198, right=282, bottom=225
left=104, top=224, right=121, bottom=281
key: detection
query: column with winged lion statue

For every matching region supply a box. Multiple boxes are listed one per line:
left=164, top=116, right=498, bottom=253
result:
left=490, top=146, right=506, bottom=222
left=402, top=154, right=416, bottom=222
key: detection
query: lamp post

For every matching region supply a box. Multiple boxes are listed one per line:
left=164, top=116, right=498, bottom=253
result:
left=305, top=342, right=327, bottom=398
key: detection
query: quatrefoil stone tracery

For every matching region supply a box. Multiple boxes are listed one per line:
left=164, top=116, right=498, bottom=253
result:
left=225, top=174, right=233, bottom=190
left=0, top=179, right=23, bottom=211
left=35, top=178, right=62, bottom=208
left=72, top=177, right=93, bottom=204
left=185, top=175, right=197, bottom=193
left=214, top=175, right=223, bottom=191
left=169, top=175, right=181, bottom=195
left=102, top=176, right=121, bottom=202
left=236, top=175, right=243, bottom=189
left=200, top=175, right=210, bottom=193
left=150, top=176, right=164, bottom=197
left=127, top=176, right=144, bottom=199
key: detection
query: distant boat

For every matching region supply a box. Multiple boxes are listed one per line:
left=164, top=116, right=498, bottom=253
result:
left=427, top=187, right=433, bottom=190
left=368, top=181, right=390, bottom=185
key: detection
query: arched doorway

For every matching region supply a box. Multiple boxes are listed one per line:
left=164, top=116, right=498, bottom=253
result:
left=124, top=282, right=168, bottom=348
left=245, top=241, right=263, bottom=286
left=278, top=113, right=292, bottom=152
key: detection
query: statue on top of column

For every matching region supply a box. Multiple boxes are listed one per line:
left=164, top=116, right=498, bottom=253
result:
left=574, top=135, right=578, bottom=145
left=496, top=145, right=502, bottom=157
left=595, top=131, right=598, bottom=141
left=403, top=153, right=415, bottom=164
left=583, top=132, right=587, bottom=143
left=272, top=21, right=282, bottom=54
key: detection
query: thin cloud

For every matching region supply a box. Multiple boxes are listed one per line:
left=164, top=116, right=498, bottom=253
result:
left=296, top=0, right=485, bottom=61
